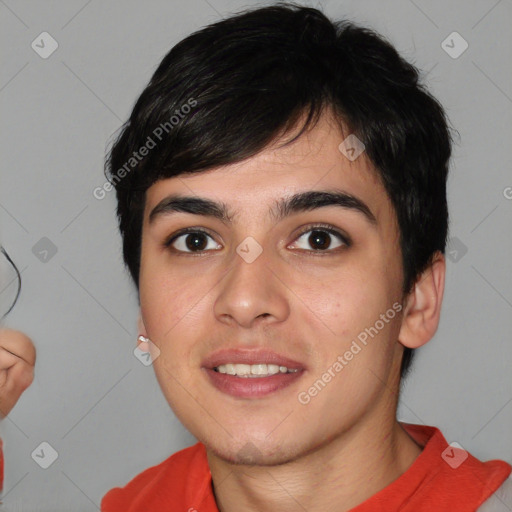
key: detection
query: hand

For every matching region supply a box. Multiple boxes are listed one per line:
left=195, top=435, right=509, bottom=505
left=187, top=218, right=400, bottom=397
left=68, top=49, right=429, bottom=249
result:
left=0, top=329, right=36, bottom=418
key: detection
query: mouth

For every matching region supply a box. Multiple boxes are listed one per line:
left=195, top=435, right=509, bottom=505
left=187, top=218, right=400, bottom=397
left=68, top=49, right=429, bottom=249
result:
left=213, top=363, right=300, bottom=376
left=201, top=348, right=306, bottom=398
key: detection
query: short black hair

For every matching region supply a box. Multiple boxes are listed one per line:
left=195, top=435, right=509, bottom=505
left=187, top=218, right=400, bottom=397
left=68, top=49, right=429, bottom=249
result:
left=105, top=2, right=452, bottom=379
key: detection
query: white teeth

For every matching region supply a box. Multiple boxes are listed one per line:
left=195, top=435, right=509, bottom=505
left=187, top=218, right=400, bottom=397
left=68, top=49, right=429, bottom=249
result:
left=251, top=364, right=268, bottom=375
left=215, top=363, right=299, bottom=377
left=234, top=363, right=251, bottom=376
left=266, top=364, right=280, bottom=375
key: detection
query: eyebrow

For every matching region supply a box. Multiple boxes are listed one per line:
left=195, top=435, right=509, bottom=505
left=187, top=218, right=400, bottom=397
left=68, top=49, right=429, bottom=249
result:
left=148, top=189, right=377, bottom=226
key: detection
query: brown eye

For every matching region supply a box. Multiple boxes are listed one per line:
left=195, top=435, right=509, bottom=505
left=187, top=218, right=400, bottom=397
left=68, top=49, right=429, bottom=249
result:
left=166, top=229, right=221, bottom=253
left=291, top=225, right=350, bottom=252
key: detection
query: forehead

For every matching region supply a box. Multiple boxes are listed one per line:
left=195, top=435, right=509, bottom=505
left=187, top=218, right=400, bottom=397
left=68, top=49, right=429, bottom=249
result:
left=144, top=113, right=394, bottom=227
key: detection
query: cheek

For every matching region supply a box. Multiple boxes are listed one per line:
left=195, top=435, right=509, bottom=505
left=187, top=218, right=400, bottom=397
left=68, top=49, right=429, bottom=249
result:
left=141, top=256, right=200, bottom=321
left=139, top=267, right=206, bottom=366
left=140, top=269, right=208, bottom=422
left=302, top=262, right=401, bottom=381
left=313, top=265, right=390, bottom=334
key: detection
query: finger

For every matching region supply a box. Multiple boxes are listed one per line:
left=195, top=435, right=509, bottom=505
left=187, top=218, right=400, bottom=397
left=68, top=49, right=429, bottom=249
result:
left=0, top=329, right=36, bottom=366
left=0, top=359, right=34, bottom=417
left=0, top=346, right=20, bottom=372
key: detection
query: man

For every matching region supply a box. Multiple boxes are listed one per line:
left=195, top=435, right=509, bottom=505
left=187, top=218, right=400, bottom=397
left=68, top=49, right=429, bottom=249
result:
left=101, top=3, right=511, bottom=510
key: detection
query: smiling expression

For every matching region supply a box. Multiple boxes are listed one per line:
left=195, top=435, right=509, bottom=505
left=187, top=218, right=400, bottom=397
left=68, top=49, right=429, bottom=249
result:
left=138, top=112, right=407, bottom=464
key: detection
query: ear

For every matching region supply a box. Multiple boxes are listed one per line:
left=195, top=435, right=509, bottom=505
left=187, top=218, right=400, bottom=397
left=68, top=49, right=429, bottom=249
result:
left=398, top=252, right=446, bottom=349
left=137, top=313, right=148, bottom=347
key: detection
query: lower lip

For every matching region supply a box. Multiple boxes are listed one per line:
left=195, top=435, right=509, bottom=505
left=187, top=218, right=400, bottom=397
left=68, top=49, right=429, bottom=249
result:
left=203, top=368, right=305, bottom=398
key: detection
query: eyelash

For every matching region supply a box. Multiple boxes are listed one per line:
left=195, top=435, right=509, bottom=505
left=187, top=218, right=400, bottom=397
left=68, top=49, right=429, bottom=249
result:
left=163, top=223, right=351, bottom=256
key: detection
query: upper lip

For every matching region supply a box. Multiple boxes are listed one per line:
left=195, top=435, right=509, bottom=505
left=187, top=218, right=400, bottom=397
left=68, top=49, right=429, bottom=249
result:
left=202, top=348, right=306, bottom=370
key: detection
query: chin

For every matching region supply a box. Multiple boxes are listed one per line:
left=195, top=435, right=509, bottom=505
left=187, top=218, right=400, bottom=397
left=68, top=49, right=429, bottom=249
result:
left=205, top=433, right=305, bottom=467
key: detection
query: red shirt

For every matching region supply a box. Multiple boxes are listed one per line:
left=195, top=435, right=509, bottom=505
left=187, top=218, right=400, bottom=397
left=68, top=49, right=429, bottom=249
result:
left=0, top=438, right=3, bottom=493
left=100, top=423, right=509, bottom=511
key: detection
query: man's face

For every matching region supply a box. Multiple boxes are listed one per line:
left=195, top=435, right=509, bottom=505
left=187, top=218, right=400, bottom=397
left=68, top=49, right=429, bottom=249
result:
left=139, top=113, right=406, bottom=465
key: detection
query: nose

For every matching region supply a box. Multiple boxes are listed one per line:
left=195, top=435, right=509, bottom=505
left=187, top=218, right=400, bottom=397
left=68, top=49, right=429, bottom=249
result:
left=213, top=247, right=290, bottom=329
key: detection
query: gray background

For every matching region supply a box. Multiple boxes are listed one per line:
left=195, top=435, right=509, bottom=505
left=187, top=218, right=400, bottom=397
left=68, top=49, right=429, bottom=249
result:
left=0, top=0, right=511, bottom=510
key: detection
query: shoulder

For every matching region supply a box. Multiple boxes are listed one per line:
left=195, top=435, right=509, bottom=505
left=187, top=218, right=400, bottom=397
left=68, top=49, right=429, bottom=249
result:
left=101, top=442, right=210, bottom=511
left=400, top=423, right=511, bottom=510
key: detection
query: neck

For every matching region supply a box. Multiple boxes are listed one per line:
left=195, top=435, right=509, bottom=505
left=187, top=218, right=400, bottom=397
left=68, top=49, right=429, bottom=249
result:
left=207, top=414, right=422, bottom=512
